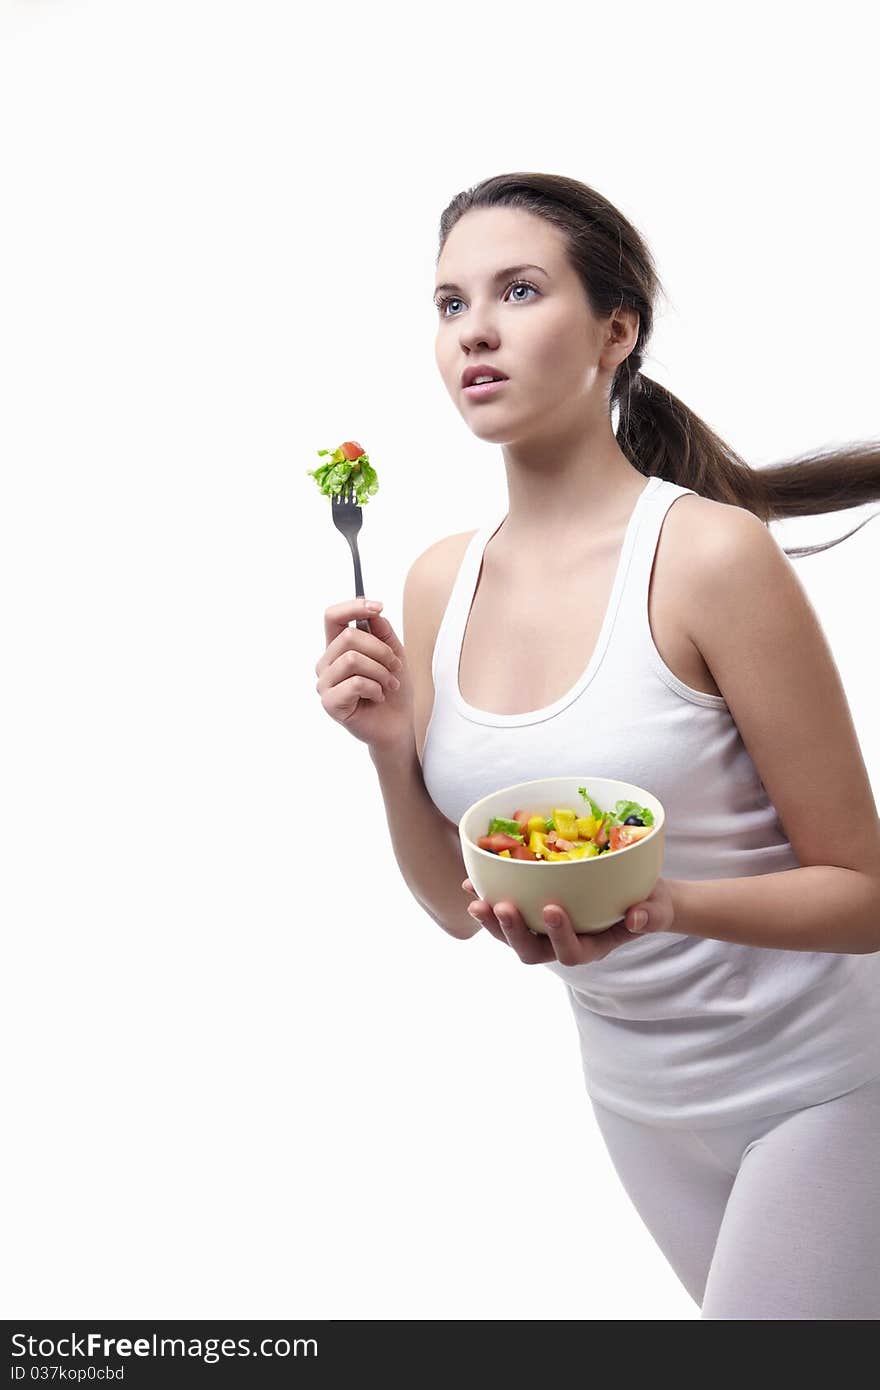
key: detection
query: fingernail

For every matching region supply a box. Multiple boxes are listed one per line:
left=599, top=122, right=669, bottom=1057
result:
left=496, top=911, right=511, bottom=926
left=467, top=905, right=482, bottom=920
left=629, top=910, right=648, bottom=932
left=365, top=600, right=383, bottom=611
left=544, top=911, right=562, bottom=928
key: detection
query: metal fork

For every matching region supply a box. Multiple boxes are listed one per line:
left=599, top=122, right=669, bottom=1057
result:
left=331, top=480, right=372, bottom=633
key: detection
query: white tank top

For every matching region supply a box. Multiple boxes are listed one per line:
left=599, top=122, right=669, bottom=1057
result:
left=422, top=474, right=880, bottom=1128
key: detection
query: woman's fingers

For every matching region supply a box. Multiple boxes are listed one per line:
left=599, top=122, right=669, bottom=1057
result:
left=467, top=902, right=507, bottom=943
left=493, top=903, right=554, bottom=963
left=541, top=904, right=586, bottom=965
left=545, top=905, right=642, bottom=963
left=464, top=890, right=538, bottom=952
left=463, top=881, right=586, bottom=963
left=463, top=877, right=506, bottom=938
left=461, top=880, right=637, bottom=965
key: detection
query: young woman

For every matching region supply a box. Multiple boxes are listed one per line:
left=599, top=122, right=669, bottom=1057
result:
left=316, top=171, right=880, bottom=1319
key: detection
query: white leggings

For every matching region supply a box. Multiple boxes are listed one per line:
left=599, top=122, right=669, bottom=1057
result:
left=589, top=1074, right=880, bottom=1319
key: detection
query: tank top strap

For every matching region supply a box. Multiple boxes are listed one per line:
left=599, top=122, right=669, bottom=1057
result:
left=430, top=515, right=506, bottom=690
left=602, top=475, right=699, bottom=675
left=430, top=478, right=699, bottom=697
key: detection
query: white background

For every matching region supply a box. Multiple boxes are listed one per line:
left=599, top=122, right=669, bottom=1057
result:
left=1, top=0, right=878, bottom=1321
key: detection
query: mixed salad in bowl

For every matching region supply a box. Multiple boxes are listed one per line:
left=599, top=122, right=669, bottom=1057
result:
left=476, top=785, right=655, bottom=862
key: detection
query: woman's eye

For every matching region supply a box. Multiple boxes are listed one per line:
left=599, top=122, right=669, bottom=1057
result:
left=508, top=282, right=537, bottom=305
left=435, top=280, right=539, bottom=318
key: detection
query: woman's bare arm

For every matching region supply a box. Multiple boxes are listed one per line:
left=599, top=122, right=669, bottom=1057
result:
left=369, top=736, right=479, bottom=940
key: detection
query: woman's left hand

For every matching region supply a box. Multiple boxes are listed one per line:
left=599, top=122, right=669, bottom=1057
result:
left=461, top=876, right=676, bottom=966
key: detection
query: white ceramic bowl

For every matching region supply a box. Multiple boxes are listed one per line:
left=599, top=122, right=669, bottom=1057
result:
left=459, top=776, right=666, bottom=935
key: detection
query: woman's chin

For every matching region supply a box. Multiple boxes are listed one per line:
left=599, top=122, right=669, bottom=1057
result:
left=463, top=408, right=524, bottom=444
left=467, top=422, right=509, bottom=443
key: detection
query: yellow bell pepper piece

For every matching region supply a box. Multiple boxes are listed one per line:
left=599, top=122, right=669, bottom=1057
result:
left=542, top=840, right=602, bottom=862
left=498, top=849, right=511, bottom=857
left=529, top=830, right=550, bottom=857
left=527, top=814, right=548, bottom=833
left=576, top=816, right=595, bottom=839
left=553, top=813, right=579, bottom=839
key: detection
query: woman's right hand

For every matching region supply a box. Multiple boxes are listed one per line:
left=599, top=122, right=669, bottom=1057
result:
left=316, top=597, right=414, bottom=752
left=461, top=878, right=641, bottom=965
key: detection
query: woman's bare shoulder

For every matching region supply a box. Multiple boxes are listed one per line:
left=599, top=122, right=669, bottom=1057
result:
left=658, top=491, right=765, bottom=683
left=402, top=528, right=478, bottom=648
left=664, top=492, right=768, bottom=572
left=668, top=490, right=751, bottom=527
left=411, top=527, right=480, bottom=569
left=403, top=529, right=478, bottom=764
left=661, top=491, right=748, bottom=566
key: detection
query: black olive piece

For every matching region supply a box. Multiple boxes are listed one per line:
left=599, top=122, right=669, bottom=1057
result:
left=623, top=815, right=645, bottom=826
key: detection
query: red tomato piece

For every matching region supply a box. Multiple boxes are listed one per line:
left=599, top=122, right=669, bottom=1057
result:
left=608, top=824, right=651, bottom=852
left=477, top=832, right=524, bottom=854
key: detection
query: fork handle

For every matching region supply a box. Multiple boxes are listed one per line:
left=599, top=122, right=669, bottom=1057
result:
left=350, top=540, right=372, bottom=633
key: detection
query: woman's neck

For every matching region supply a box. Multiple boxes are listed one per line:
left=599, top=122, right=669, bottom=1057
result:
left=493, top=448, right=649, bottom=559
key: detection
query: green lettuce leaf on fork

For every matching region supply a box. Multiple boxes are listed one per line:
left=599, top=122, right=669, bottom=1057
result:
left=307, top=440, right=379, bottom=506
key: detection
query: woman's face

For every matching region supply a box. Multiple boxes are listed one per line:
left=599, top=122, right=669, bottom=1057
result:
left=433, top=206, right=613, bottom=444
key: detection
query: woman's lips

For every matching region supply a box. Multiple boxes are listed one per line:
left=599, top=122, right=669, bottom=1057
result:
left=463, top=379, right=508, bottom=399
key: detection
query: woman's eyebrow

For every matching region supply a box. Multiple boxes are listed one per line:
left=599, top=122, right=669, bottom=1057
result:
left=433, top=263, right=549, bottom=296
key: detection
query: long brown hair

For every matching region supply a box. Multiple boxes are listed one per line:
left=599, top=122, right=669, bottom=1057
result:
left=438, top=172, right=880, bottom=558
